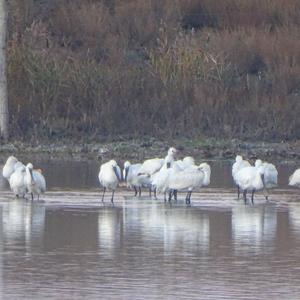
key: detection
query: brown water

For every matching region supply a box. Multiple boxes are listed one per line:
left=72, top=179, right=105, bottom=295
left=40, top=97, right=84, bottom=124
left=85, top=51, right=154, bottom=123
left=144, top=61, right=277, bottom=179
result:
left=0, top=159, right=297, bottom=190
left=0, top=160, right=300, bottom=299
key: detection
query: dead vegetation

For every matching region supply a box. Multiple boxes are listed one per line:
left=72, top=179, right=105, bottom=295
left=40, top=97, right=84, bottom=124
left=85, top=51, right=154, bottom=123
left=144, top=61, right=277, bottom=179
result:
left=6, top=0, right=300, bottom=141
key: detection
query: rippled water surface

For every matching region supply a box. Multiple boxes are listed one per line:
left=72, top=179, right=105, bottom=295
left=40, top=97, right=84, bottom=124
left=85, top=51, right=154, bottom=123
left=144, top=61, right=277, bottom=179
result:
left=0, top=160, right=300, bottom=299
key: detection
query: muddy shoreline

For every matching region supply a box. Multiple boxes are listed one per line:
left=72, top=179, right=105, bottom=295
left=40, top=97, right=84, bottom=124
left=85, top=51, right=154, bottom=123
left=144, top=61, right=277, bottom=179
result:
left=0, top=138, right=300, bottom=162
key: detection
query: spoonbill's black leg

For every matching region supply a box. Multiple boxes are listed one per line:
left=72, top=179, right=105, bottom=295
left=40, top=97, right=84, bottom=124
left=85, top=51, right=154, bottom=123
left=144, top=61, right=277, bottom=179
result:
left=101, top=187, right=106, bottom=202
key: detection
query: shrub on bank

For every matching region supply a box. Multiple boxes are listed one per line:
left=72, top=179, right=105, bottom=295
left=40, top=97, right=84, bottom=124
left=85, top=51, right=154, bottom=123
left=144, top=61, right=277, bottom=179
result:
left=6, top=0, right=300, bottom=141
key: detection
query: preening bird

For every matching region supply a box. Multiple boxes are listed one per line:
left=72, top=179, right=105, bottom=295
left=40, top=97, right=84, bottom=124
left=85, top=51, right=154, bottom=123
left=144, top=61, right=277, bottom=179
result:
left=151, top=153, right=177, bottom=200
left=123, top=161, right=142, bottom=196
left=25, top=163, right=46, bottom=201
left=137, top=147, right=177, bottom=197
left=235, top=163, right=265, bottom=204
left=98, top=160, right=121, bottom=203
left=199, top=163, right=211, bottom=186
left=9, top=165, right=27, bottom=198
left=232, top=155, right=251, bottom=198
left=166, top=163, right=211, bottom=204
left=252, top=160, right=278, bottom=200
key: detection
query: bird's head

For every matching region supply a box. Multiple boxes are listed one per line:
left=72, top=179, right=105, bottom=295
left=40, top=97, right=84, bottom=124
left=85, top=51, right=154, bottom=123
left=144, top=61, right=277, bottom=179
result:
left=235, top=155, right=243, bottom=162
left=255, top=159, right=263, bottom=168
left=26, top=163, right=34, bottom=170
left=124, top=161, right=131, bottom=181
left=168, top=147, right=178, bottom=157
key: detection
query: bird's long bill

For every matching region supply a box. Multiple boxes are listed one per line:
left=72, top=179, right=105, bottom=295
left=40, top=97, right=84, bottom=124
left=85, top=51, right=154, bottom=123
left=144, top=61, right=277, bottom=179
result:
left=124, top=167, right=129, bottom=182
left=113, top=166, right=121, bottom=182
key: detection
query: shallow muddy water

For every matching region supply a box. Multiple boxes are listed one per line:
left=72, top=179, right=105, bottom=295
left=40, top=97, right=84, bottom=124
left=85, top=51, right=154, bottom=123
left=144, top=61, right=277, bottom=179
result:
left=0, top=160, right=300, bottom=299
left=0, top=159, right=298, bottom=190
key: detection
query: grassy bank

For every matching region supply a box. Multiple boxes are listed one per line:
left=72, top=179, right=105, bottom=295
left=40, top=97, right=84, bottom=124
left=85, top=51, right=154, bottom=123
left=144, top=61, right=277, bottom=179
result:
left=6, top=0, right=300, bottom=141
left=1, top=137, right=300, bottom=163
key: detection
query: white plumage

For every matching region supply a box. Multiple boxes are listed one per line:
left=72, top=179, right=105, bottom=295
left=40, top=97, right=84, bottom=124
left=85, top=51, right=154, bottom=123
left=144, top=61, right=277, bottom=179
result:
left=150, top=148, right=179, bottom=199
left=25, top=163, right=46, bottom=200
left=235, top=163, right=265, bottom=203
left=137, top=147, right=177, bottom=197
left=253, top=159, right=278, bottom=199
left=173, top=156, right=195, bottom=171
left=232, top=155, right=251, bottom=198
left=138, top=158, right=164, bottom=177
left=151, top=155, right=175, bottom=199
left=9, top=165, right=27, bottom=198
left=232, top=155, right=251, bottom=180
left=123, top=161, right=142, bottom=196
left=289, top=169, right=300, bottom=187
left=137, top=157, right=164, bottom=196
left=166, top=163, right=211, bottom=204
left=199, top=163, right=211, bottom=186
left=98, top=160, right=121, bottom=203
left=138, top=147, right=177, bottom=176
left=2, top=156, right=25, bottom=180
left=262, top=162, right=278, bottom=188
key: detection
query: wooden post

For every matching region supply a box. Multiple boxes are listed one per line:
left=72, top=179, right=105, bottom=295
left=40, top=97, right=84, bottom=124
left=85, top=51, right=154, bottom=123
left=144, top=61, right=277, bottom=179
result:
left=0, top=0, right=8, bottom=140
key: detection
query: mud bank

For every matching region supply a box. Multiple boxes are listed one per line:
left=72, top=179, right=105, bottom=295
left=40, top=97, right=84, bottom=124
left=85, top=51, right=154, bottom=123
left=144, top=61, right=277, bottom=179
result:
left=0, top=138, right=300, bottom=162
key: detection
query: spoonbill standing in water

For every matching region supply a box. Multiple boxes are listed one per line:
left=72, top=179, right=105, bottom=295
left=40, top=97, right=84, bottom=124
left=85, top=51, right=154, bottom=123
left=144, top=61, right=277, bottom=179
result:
left=259, top=160, right=278, bottom=199
left=25, top=163, right=46, bottom=201
left=9, top=165, right=27, bottom=198
left=235, top=163, right=265, bottom=204
left=99, top=160, right=121, bottom=203
left=232, top=155, right=251, bottom=199
left=123, top=161, right=142, bottom=196
left=151, top=151, right=178, bottom=200
left=289, top=169, right=300, bottom=188
left=166, top=163, right=211, bottom=204
left=137, top=147, right=177, bottom=196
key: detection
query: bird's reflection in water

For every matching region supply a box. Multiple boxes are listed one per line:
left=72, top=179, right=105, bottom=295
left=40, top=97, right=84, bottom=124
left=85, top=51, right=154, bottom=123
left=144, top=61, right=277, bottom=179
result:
left=2, top=199, right=46, bottom=252
left=232, top=203, right=277, bottom=254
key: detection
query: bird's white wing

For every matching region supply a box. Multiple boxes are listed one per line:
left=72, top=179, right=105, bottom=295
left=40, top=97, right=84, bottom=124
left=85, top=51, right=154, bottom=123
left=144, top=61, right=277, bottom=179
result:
left=263, top=163, right=278, bottom=187
left=139, top=158, right=164, bottom=175
left=33, top=171, right=46, bottom=192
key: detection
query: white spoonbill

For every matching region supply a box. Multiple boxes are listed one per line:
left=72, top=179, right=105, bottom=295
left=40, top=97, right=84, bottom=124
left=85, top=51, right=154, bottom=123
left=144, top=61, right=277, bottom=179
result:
left=235, top=164, right=265, bottom=204
left=9, top=166, right=27, bottom=198
left=289, top=169, right=300, bottom=187
left=99, top=160, right=121, bottom=203
left=25, top=163, right=46, bottom=201
left=164, top=156, right=196, bottom=201
left=232, top=155, right=251, bottom=199
left=261, top=161, right=278, bottom=198
left=166, top=164, right=210, bottom=204
left=199, top=163, right=211, bottom=186
left=151, top=151, right=179, bottom=200
left=137, top=158, right=163, bottom=196
left=2, top=156, right=25, bottom=180
left=137, top=147, right=177, bottom=196
left=253, top=159, right=278, bottom=200
left=123, top=161, right=142, bottom=196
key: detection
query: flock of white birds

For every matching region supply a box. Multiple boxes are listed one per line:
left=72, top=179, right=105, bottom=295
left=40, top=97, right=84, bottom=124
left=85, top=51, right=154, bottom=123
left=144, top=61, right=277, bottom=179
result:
left=2, top=148, right=300, bottom=204
left=99, top=147, right=300, bottom=204
left=2, top=156, right=46, bottom=200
